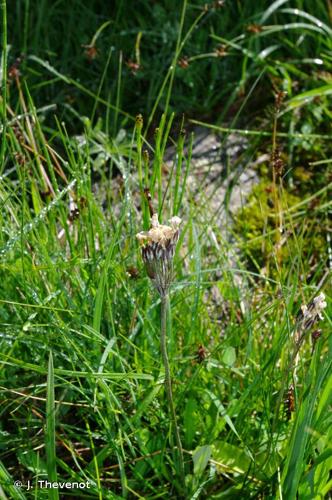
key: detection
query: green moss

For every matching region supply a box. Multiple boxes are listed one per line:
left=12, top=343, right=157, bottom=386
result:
left=234, top=180, right=326, bottom=274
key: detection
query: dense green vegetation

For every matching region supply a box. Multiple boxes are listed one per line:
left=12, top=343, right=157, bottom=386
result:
left=1, top=1, right=331, bottom=498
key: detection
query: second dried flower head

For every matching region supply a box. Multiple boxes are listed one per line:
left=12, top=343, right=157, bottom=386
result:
left=136, top=213, right=182, bottom=297
left=296, top=292, right=327, bottom=333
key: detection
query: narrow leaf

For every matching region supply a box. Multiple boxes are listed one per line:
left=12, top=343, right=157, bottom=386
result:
left=46, top=351, right=59, bottom=500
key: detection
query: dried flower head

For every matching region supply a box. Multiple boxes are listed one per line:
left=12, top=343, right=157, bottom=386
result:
left=295, top=292, right=327, bottom=345
left=82, top=44, right=98, bottom=62
left=247, top=24, right=263, bottom=34
left=271, top=146, right=284, bottom=179
left=126, top=60, right=141, bottom=75
left=214, top=44, right=227, bottom=57
left=274, top=90, right=287, bottom=112
left=136, top=213, right=182, bottom=297
left=284, top=384, right=295, bottom=419
left=297, top=292, right=327, bottom=330
left=178, top=57, right=189, bottom=69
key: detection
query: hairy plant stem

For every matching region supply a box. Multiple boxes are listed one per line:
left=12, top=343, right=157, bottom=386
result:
left=160, top=293, right=185, bottom=487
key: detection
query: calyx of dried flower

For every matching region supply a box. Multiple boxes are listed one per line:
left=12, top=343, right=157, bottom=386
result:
left=136, top=214, right=182, bottom=296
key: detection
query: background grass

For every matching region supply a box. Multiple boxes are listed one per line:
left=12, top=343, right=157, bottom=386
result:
left=0, top=0, right=331, bottom=498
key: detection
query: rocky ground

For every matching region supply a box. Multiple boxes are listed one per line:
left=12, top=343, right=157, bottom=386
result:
left=165, top=127, right=259, bottom=226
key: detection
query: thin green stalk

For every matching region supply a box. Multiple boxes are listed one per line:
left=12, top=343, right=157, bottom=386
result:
left=271, top=96, right=284, bottom=269
left=173, top=123, right=185, bottom=215
left=145, top=6, right=205, bottom=135
left=164, top=0, right=187, bottom=113
left=0, top=0, right=7, bottom=172
left=113, top=50, right=122, bottom=134
left=136, top=114, right=149, bottom=228
left=91, top=45, right=113, bottom=124
left=189, top=119, right=332, bottom=140
left=177, top=131, right=193, bottom=212
left=46, top=351, right=59, bottom=500
left=150, top=113, right=165, bottom=205
left=23, top=0, right=30, bottom=58
left=159, top=112, right=175, bottom=214
left=160, top=294, right=185, bottom=488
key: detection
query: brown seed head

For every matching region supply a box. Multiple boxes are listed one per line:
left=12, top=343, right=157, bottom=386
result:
left=83, top=45, right=98, bottom=61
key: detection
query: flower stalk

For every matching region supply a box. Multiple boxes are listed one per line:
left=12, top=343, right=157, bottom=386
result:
left=136, top=213, right=185, bottom=485
left=272, top=291, right=327, bottom=435
left=160, top=293, right=185, bottom=483
left=284, top=292, right=327, bottom=417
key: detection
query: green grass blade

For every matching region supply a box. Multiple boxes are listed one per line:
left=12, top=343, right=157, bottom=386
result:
left=0, top=461, right=26, bottom=499
left=281, top=355, right=331, bottom=498
left=45, top=351, right=59, bottom=500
